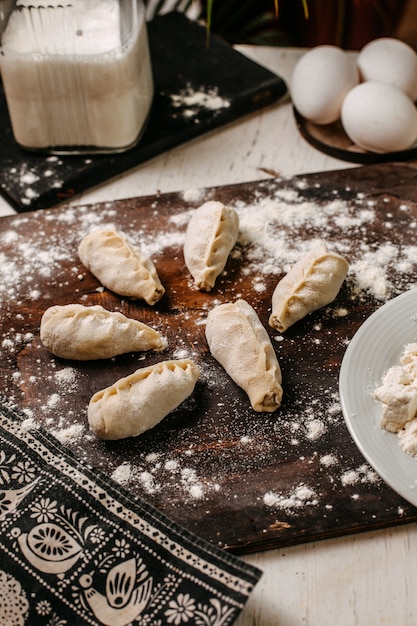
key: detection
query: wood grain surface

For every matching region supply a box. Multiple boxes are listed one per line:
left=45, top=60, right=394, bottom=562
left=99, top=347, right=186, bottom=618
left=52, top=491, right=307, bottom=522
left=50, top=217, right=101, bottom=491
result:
left=2, top=163, right=417, bottom=555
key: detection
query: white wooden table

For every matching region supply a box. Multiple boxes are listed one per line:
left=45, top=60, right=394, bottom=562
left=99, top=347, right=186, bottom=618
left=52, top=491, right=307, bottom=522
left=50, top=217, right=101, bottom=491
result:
left=2, top=46, right=416, bottom=626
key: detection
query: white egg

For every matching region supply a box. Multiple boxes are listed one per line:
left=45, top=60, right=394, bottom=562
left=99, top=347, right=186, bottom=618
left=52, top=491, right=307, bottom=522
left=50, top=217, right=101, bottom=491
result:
left=291, top=45, right=359, bottom=124
left=341, top=82, right=417, bottom=153
left=357, top=37, right=417, bottom=101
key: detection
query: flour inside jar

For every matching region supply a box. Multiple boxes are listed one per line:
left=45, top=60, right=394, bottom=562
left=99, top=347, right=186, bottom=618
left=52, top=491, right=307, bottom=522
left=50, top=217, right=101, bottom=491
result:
left=0, top=0, right=153, bottom=152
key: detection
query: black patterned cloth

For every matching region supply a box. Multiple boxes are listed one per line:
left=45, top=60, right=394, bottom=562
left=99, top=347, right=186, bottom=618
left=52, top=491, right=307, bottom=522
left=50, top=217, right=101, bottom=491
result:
left=0, top=395, right=261, bottom=626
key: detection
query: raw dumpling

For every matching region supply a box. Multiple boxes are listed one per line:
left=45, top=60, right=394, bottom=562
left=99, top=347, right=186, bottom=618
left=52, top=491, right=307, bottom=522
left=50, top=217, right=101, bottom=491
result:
left=88, top=359, right=200, bottom=440
left=184, top=201, right=239, bottom=291
left=40, top=304, right=165, bottom=360
left=78, top=229, right=165, bottom=305
left=269, top=244, right=349, bottom=332
left=205, top=299, right=282, bottom=412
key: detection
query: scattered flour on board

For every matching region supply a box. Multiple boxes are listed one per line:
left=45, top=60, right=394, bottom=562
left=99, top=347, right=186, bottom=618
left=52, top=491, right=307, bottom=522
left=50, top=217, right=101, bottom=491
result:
left=110, top=453, right=212, bottom=501
left=340, top=464, right=379, bottom=487
left=168, top=83, right=231, bottom=119
left=51, top=423, right=86, bottom=445
left=264, top=484, right=318, bottom=511
left=4, top=158, right=65, bottom=207
left=112, top=462, right=133, bottom=486
left=1, top=179, right=414, bottom=509
left=320, top=453, right=338, bottom=467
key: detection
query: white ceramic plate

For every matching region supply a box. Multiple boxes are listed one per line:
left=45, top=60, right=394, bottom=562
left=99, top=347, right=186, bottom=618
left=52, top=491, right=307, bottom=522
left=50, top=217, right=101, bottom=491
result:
left=339, top=288, right=417, bottom=506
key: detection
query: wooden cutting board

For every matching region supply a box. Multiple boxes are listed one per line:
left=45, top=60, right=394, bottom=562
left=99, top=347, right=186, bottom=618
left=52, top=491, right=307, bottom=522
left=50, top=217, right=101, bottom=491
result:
left=2, top=162, right=417, bottom=555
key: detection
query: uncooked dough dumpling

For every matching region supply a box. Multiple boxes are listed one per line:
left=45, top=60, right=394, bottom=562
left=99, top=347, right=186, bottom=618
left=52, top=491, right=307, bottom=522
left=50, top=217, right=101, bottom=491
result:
left=205, top=299, right=282, bottom=412
left=269, top=244, right=349, bottom=332
left=184, top=200, right=239, bottom=291
left=40, top=304, right=165, bottom=360
left=78, top=229, right=165, bottom=305
left=88, top=359, right=200, bottom=440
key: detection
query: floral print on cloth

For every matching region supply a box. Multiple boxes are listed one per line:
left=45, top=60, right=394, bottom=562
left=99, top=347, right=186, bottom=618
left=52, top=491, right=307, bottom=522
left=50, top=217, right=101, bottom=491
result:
left=0, top=396, right=261, bottom=626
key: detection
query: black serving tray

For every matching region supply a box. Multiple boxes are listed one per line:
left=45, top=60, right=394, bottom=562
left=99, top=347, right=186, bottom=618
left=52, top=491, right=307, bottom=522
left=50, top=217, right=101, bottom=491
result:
left=0, top=11, right=287, bottom=212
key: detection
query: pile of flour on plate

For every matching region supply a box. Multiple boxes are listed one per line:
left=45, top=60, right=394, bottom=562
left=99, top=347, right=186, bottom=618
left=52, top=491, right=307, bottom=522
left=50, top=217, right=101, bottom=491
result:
left=374, top=342, right=417, bottom=456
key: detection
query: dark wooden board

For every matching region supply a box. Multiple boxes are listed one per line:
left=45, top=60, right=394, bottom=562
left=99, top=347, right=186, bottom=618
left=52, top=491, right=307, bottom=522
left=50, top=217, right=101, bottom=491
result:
left=0, top=11, right=287, bottom=213
left=2, top=163, right=417, bottom=555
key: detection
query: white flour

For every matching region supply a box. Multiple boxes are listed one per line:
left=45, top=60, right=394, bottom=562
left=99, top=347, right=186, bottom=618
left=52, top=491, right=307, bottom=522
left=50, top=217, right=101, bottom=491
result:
left=1, top=0, right=153, bottom=149
left=374, top=343, right=417, bottom=456
left=168, top=83, right=231, bottom=119
left=264, top=484, right=318, bottom=511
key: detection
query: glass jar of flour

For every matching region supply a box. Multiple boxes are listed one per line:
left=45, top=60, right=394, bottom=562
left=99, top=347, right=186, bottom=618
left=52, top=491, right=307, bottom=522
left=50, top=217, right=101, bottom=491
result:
left=0, top=0, right=153, bottom=153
